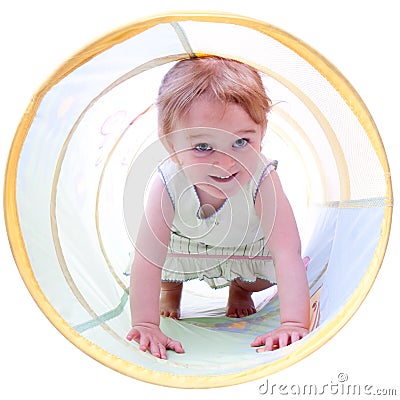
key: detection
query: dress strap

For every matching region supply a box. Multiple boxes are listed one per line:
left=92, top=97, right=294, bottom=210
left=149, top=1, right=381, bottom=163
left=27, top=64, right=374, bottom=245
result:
left=252, top=157, right=278, bottom=203
left=157, top=157, right=183, bottom=209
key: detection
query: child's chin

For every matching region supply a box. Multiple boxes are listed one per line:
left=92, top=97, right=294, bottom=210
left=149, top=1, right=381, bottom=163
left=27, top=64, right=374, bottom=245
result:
left=203, top=184, right=241, bottom=200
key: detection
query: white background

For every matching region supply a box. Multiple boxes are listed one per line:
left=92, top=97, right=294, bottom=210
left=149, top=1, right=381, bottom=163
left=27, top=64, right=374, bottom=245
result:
left=1, top=1, right=399, bottom=398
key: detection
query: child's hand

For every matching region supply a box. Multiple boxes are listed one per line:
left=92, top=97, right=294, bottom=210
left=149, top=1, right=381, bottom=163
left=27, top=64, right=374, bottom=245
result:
left=126, top=322, right=185, bottom=359
left=251, top=323, right=308, bottom=352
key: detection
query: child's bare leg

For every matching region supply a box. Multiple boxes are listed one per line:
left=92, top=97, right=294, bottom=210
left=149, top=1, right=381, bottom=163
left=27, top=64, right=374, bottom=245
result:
left=226, top=278, right=273, bottom=318
left=160, top=281, right=183, bottom=319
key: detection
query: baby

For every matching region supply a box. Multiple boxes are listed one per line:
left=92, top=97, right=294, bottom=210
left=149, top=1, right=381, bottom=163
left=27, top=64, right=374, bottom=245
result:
left=126, top=56, right=309, bottom=359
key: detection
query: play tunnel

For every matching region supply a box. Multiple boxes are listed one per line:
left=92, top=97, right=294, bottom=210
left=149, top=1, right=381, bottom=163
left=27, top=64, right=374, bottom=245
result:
left=4, top=12, right=392, bottom=388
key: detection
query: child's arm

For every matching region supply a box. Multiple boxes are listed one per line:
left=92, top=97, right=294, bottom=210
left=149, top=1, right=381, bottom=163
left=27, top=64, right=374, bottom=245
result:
left=126, top=176, right=184, bottom=359
left=253, top=170, right=310, bottom=351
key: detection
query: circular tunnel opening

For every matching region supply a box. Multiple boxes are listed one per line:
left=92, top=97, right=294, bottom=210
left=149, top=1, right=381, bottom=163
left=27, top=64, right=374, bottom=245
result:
left=4, top=13, right=392, bottom=388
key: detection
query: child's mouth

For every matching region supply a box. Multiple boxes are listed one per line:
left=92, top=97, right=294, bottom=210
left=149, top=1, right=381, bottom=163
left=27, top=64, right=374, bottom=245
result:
left=209, top=172, right=238, bottom=183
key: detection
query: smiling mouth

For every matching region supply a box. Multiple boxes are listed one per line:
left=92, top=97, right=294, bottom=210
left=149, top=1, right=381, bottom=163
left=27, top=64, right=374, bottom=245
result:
left=209, top=172, right=238, bottom=183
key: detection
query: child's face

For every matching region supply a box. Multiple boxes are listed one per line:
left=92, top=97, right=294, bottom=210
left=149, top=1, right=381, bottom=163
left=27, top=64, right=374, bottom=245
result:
left=167, top=97, right=264, bottom=200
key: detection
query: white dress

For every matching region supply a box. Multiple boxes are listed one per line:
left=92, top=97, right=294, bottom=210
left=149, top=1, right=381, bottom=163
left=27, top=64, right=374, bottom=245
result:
left=158, top=155, right=278, bottom=289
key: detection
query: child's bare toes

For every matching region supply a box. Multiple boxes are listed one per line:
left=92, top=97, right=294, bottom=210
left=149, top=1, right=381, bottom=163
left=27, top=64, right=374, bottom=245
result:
left=242, top=306, right=257, bottom=317
left=160, top=282, right=182, bottom=319
left=226, top=308, right=239, bottom=318
left=226, top=304, right=257, bottom=318
left=161, top=309, right=180, bottom=319
left=226, top=280, right=257, bottom=318
left=170, top=310, right=180, bottom=319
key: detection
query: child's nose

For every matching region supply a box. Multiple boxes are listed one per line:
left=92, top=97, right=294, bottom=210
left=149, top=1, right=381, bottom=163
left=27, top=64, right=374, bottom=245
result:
left=213, top=151, right=236, bottom=170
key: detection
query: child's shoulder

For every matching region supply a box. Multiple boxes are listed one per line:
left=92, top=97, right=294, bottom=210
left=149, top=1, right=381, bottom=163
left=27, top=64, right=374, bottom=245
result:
left=158, top=157, right=180, bottom=182
left=251, top=154, right=278, bottom=200
left=256, top=154, right=278, bottom=181
left=157, top=157, right=191, bottom=202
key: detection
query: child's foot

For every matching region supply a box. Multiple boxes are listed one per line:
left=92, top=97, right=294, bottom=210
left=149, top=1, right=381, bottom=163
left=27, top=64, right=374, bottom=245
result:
left=160, top=282, right=183, bottom=319
left=226, top=279, right=257, bottom=318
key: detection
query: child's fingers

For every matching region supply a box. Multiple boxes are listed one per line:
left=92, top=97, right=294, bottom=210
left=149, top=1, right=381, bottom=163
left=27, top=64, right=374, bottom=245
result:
left=166, top=339, right=185, bottom=354
left=262, top=336, right=277, bottom=351
left=126, top=328, right=139, bottom=342
left=251, top=334, right=275, bottom=351
left=253, top=328, right=308, bottom=352
left=126, top=327, right=184, bottom=358
left=251, top=333, right=271, bottom=348
left=250, top=336, right=263, bottom=347
left=290, top=331, right=300, bottom=343
left=149, top=340, right=163, bottom=358
left=278, top=332, right=289, bottom=348
left=158, top=344, right=168, bottom=359
left=139, top=336, right=151, bottom=352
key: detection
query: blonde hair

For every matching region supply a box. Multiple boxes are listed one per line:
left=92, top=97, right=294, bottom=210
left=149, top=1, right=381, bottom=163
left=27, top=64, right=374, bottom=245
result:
left=157, top=56, right=272, bottom=136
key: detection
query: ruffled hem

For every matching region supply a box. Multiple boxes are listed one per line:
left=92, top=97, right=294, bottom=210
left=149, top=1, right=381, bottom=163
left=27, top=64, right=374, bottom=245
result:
left=162, top=256, right=276, bottom=289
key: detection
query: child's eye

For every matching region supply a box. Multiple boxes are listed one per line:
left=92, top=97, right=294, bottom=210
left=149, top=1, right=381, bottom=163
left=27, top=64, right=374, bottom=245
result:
left=233, top=138, right=249, bottom=148
left=194, top=143, right=213, bottom=152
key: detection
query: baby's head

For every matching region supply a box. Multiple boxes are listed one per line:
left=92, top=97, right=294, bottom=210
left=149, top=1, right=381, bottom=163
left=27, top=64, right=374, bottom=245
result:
left=156, top=57, right=273, bottom=201
left=157, top=56, right=272, bottom=138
